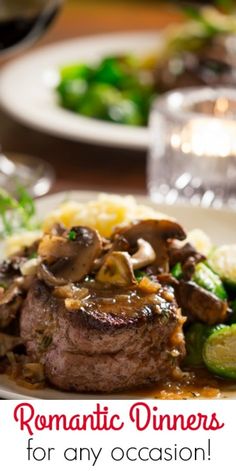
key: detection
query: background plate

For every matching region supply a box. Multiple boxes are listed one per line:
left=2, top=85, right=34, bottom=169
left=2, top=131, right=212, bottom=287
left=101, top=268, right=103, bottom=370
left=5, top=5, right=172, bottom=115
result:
left=0, top=32, right=161, bottom=150
left=0, top=190, right=236, bottom=399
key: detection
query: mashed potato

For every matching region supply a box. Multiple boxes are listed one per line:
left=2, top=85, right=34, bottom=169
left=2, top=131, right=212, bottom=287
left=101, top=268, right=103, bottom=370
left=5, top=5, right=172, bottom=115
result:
left=43, top=193, right=170, bottom=238
left=4, top=230, right=42, bottom=257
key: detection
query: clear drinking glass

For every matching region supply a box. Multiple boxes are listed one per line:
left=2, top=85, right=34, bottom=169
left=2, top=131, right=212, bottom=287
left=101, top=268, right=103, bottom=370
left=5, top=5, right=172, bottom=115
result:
left=148, top=87, right=236, bottom=209
left=0, top=0, right=63, bottom=195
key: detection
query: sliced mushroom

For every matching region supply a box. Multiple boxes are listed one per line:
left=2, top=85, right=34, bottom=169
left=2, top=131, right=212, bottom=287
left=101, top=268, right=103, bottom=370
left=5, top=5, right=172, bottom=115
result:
left=20, top=257, right=41, bottom=277
left=38, top=226, right=102, bottom=285
left=131, top=238, right=156, bottom=270
left=0, top=333, right=23, bottom=357
left=169, top=241, right=205, bottom=280
left=0, top=283, right=23, bottom=329
left=177, top=281, right=228, bottom=325
left=96, top=251, right=136, bottom=287
left=38, top=263, right=68, bottom=287
left=113, top=219, right=186, bottom=273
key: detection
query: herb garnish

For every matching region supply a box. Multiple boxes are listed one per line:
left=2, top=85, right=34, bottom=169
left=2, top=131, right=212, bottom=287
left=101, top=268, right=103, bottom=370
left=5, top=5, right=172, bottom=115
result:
left=0, top=187, right=38, bottom=237
left=68, top=229, right=77, bottom=241
left=134, top=270, right=147, bottom=283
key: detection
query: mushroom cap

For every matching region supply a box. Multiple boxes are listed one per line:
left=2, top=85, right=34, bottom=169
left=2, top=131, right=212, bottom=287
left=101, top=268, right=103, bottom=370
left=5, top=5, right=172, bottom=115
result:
left=113, top=219, right=186, bottom=273
left=38, top=226, right=102, bottom=285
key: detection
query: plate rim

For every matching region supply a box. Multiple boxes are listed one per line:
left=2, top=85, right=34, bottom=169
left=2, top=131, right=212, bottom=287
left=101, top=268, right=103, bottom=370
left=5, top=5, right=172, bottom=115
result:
left=0, top=189, right=236, bottom=400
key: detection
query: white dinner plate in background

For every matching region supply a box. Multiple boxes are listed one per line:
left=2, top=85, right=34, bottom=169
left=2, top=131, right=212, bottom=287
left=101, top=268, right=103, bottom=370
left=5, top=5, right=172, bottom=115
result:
left=0, top=32, right=161, bottom=150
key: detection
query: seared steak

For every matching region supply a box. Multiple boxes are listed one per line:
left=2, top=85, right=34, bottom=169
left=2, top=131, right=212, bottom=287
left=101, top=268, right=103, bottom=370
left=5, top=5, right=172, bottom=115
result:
left=20, top=280, right=185, bottom=393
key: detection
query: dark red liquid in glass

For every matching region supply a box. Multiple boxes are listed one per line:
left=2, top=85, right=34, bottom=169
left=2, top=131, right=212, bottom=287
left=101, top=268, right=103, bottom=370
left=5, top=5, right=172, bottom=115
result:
left=0, top=3, right=61, bottom=52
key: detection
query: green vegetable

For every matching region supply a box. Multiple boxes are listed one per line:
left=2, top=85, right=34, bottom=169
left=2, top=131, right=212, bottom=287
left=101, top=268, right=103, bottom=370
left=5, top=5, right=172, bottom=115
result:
left=123, top=86, right=154, bottom=124
left=185, top=323, right=212, bottom=367
left=0, top=189, right=18, bottom=235
left=17, top=186, right=35, bottom=227
left=28, top=251, right=38, bottom=260
left=182, top=5, right=228, bottom=38
left=142, top=6, right=236, bottom=70
left=77, top=83, right=121, bottom=120
left=171, top=262, right=183, bottom=280
left=207, top=245, right=236, bottom=287
left=59, top=63, right=93, bottom=81
left=108, top=99, right=143, bottom=126
left=94, top=56, right=139, bottom=90
left=56, top=55, right=155, bottom=126
left=134, top=270, right=147, bottom=282
left=0, top=187, right=37, bottom=237
left=57, top=79, right=88, bottom=111
left=185, top=322, right=225, bottom=367
left=68, top=230, right=77, bottom=241
left=203, top=324, right=236, bottom=379
left=193, top=262, right=227, bottom=300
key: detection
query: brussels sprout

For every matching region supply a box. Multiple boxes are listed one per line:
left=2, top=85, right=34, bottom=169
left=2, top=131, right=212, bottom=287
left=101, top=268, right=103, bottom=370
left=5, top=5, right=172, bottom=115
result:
left=123, top=86, right=155, bottom=125
left=56, top=79, right=88, bottom=111
left=207, top=244, right=236, bottom=287
left=55, top=54, right=156, bottom=127
left=108, top=99, right=143, bottom=125
left=184, top=323, right=211, bottom=366
left=193, top=262, right=227, bottom=300
left=185, top=322, right=226, bottom=367
left=77, top=84, right=121, bottom=119
left=203, top=324, right=236, bottom=379
left=94, top=56, right=139, bottom=89
left=60, top=63, right=93, bottom=81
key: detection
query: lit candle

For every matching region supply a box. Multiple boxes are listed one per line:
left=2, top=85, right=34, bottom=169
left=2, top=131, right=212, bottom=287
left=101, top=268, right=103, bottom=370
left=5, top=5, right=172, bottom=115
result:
left=171, top=118, right=236, bottom=158
left=148, top=87, right=236, bottom=208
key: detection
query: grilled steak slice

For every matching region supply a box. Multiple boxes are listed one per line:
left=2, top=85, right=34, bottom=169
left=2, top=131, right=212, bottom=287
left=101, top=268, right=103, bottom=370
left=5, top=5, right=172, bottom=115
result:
left=20, top=280, right=185, bottom=393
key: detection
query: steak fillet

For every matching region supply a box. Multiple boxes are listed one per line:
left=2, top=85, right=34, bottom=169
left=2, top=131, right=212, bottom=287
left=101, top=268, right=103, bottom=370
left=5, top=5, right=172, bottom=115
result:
left=20, top=280, right=185, bottom=393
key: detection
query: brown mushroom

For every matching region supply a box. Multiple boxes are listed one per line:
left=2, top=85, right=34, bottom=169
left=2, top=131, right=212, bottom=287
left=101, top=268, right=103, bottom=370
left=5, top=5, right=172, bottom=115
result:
left=169, top=241, right=205, bottom=280
left=177, top=280, right=228, bottom=325
left=96, top=251, right=136, bottom=287
left=0, top=333, right=23, bottom=357
left=96, top=239, right=158, bottom=288
left=113, top=219, right=186, bottom=273
left=38, top=226, right=102, bottom=285
left=0, top=282, right=23, bottom=329
left=38, top=262, right=68, bottom=287
left=131, top=238, right=156, bottom=270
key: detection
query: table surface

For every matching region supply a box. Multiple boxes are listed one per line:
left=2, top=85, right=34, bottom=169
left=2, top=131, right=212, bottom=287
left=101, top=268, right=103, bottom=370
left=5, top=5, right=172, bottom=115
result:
left=0, top=2, right=181, bottom=196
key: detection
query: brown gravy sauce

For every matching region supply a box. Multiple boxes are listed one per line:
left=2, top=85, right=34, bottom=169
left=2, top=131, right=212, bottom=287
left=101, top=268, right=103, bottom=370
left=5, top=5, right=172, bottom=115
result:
left=126, top=368, right=236, bottom=400
left=2, top=366, right=236, bottom=398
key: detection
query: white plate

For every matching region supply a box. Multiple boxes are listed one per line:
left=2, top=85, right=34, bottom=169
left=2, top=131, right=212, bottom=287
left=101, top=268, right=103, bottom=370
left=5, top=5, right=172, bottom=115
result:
left=0, top=32, right=161, bottom=150
left=0, top=191, right=236, bottom=399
